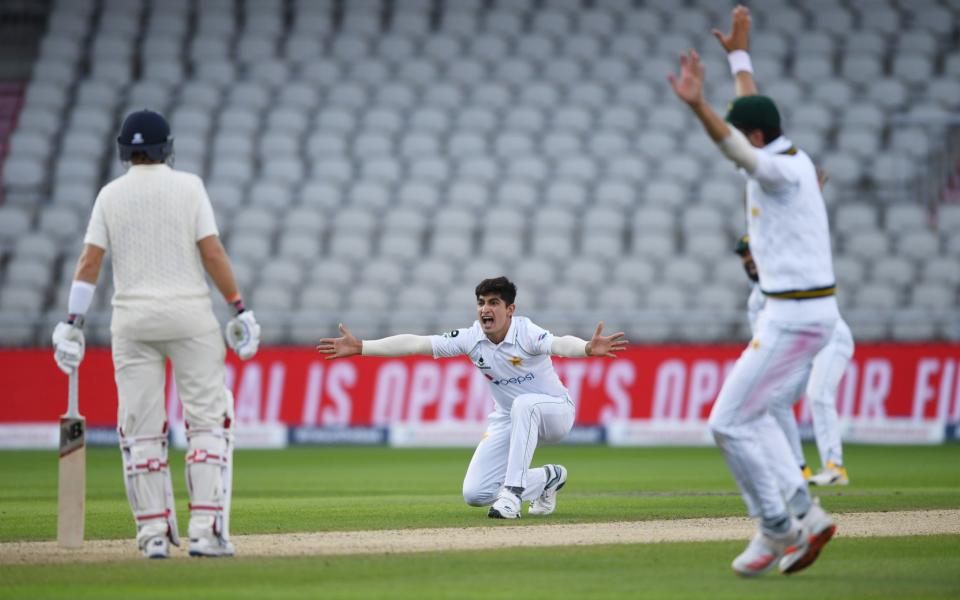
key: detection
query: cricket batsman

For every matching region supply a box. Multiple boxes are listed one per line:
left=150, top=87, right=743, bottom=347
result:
left=317, top=276, right=627, bottom=519
left=51, top=109, right=261, bottom=558
left=668, top=5, right=839, bottom=576
left=735, top=235, right=855, bottom=486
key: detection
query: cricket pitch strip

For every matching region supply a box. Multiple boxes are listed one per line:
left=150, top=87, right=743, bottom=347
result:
left=2, top=509, right=958, bottom=564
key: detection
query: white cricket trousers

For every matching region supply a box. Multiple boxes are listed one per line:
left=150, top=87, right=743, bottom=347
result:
left=708, top=307, right=836, bottom=520
left=112, top=328, right=232, bottom=436
left=462, top=393, right=575, bottom=506
left=770, top=319, right=854, bottom=470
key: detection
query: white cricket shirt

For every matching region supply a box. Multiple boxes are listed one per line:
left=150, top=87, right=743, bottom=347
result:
left=83, top=164, right=221, bottom=340
left=742, top=136, right=836, bottom=297
left=431, top=316, right=569, bottom=411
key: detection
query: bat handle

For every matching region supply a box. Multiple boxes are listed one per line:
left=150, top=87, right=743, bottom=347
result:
left=66, top=369, right=80, bottom=418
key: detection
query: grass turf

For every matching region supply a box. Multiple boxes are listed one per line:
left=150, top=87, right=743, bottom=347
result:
left=1, top=444, right=958, bottom=542
left=1, top=535, right=958, bottom=599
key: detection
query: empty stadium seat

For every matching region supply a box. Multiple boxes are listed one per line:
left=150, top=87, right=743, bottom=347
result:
left=869, top=256, right=915, bottom=287
left=898, top=231, right=940, bottom=261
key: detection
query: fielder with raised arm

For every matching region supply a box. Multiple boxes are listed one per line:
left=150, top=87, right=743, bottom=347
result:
left=735, top=235, right=855, bottom=486
left=318, top=276, right=626, bottom=519
left=51, top=110, right=261, bottom=559
left=668, top=6, right=839, bottom=577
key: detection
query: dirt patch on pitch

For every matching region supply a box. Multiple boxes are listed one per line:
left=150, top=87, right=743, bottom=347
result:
left=2, top=509, right=958, bottom=565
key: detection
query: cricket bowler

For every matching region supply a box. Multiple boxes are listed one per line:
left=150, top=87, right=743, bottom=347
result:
left=668, top=5, right=839, bottom=576
left=317, top=276, right=626, bottom=519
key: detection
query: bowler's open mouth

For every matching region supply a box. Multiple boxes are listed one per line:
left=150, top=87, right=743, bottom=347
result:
left=481, top=315, right=494, bottom=325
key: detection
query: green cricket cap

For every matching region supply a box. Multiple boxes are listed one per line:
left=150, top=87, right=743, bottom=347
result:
left=726, top=95, right=781, bottom=132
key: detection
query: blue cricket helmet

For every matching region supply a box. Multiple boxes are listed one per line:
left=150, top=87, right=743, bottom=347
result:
left=117, top=109, right=174, bottom=162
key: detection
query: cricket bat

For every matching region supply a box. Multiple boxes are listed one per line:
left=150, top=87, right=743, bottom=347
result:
left=57, top=369, right=85, bottom=548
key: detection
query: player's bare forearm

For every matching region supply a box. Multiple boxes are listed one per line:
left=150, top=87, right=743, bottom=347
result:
left=713, top=6, right=756, bottom=96
left=669, top=51, right=729, bottom=144
left=690, top=99, right=732, bottom=144
left=198, top=235, right=240, bottom=302
left=735, top=71, right=758, bottom=97
left=73, top=244, right=104, bottom=284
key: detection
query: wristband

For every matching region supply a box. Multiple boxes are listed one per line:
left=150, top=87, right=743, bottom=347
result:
left=727, top=50, right=753, bottom=75
left=231, top=297, right=246, bottom=315
left=68, top=280, right=96, bottom=316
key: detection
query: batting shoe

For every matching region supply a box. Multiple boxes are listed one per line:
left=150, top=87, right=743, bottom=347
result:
left=780, top=499, right=836, bottom=575
left=809, top=461, right=849, bottom=486
left=529, top=464, right=568, bottom=516
left=488, top=488, right=522, bottom=520
left=188, top=521, right=236, bottom=557
left=731, top=522, right=804, bottom=578
left=142, top=536, right=170, bottom=559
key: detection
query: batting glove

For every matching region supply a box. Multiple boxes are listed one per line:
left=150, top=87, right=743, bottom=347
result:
left=52, top=322, right=85, bottom=375
left=225, top=310, right=261, bottom=360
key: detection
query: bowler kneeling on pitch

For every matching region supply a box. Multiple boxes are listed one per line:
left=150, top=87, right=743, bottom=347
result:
left=317, top=276, right=627, bottom=519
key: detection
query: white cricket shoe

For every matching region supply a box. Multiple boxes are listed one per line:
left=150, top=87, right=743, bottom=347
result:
left=809, top=461, right=849, bottom=486
left=731, top=522, right=804, bottom=577
left=189, top=533, right=236, bottom=557
left=142, top=536, right=169, bottom=559
left=528, top=464, right=567, bottom=516
left=780, top=499, right=836, bottom=575
left=488, top=488, right=522, bottom=520
left=188, top=520, right=236, bottom=557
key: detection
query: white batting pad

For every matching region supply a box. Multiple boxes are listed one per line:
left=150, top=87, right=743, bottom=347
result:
left=120, top=433, right=180, bottom=548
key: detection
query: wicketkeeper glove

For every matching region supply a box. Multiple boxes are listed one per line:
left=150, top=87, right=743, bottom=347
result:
left=225, top=310, right=261, bottom=360
left=52, top=321, right=85, bottom=375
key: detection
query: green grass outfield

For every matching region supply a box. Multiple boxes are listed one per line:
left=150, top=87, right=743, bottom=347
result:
left=1, top=444, right=958, bottom=598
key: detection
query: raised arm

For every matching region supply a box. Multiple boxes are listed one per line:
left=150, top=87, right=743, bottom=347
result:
left=713, top=4, right=757, bottom=97
left=317, top=324, right=433, bottom=360
left=551, top=322, right=627, bottom=358
left=669, top=50, right=760, bottom=174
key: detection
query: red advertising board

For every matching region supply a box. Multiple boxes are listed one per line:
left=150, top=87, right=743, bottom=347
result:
left=4, top=344, right=960, bottom=430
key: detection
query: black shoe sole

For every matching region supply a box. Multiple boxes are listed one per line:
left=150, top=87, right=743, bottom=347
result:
left=487, top=508, right=519, bottom=519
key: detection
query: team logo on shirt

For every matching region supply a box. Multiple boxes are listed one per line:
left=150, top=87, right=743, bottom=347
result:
left=509, top=356, right=523, bottom=367
left=473, top=356, right=491, bottom=370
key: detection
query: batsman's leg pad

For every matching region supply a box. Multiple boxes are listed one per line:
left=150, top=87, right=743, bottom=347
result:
left=185, top=426, right=233, bottom=541
left=120, top=433, right=180, bottom=548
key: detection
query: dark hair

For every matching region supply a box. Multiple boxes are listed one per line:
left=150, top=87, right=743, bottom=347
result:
left=738, top=126, right=783, bottom=146
left=129, top=151, right=164, bottom=164
left=475, top=276, right=517, bottom=305
left=759, top=127, right=783, bottom=145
